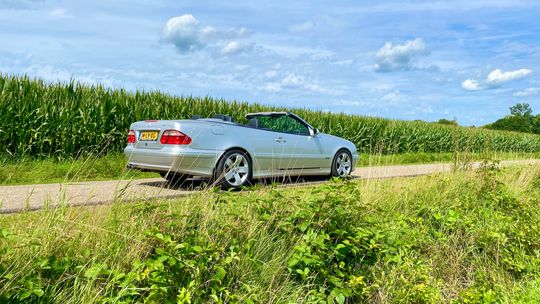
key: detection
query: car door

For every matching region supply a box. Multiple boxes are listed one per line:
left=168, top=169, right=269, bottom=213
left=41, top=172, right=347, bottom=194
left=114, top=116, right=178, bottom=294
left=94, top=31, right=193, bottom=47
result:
left=274, top=132, right=325, bottom=171
left=245, top=127, right=280, bottom=176
left=257, top=114, right=325, bottom=172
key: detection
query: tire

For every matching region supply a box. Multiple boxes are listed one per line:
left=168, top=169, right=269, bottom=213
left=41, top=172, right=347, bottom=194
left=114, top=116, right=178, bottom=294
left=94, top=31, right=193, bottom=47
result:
left=214, top=149, right=252, bottom=189
left=331, top=149, right=353, bottom=178
left=160, top=171, right=189, bottom=187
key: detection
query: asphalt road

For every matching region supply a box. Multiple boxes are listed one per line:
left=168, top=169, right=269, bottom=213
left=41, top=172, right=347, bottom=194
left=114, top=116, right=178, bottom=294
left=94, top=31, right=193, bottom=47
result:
left=1, top=159, right=539, bottom=214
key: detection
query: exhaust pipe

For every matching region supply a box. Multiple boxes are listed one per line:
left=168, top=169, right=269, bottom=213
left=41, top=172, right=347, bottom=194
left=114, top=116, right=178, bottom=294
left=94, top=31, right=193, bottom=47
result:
left=126, top=163, right=151, bottom=172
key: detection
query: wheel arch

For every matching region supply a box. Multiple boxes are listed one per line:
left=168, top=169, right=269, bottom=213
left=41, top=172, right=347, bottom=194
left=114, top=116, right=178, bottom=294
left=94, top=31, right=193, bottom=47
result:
left=213, top=146, right=255, bottom=176
left=333, top=147, right=353, bottom=158
left=332, top=147, right=355, bottom=171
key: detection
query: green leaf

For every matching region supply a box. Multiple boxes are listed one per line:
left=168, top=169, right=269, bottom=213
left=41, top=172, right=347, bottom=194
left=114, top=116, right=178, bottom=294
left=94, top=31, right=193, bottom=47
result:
left=288, top=258, right=299, bottom=268
left=3, top=273, right=14, bottom=280
left=84, top=264, right=106, bottom=279
left=214, top=266, right=227, bottom=281
left=0, top=228, right=9, bottom=238
left=19, top=291, right=32, bottom=300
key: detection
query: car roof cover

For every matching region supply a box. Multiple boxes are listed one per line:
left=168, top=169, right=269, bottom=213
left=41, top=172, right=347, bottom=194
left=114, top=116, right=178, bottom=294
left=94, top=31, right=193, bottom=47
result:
left=245, top=111, right=290, bottom=118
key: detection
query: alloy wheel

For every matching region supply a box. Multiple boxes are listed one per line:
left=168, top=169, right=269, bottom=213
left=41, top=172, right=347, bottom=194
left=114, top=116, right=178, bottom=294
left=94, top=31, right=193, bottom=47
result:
left=336, top=152, right=352, bottom=177
left=223, top=153, right=250, bottom=186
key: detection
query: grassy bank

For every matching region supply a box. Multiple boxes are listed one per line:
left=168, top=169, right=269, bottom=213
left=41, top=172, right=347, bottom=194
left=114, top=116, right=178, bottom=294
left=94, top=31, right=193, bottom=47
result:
left=2, top=163, right=540, bottom=302
left=357, top=151, right=540, bottom=167
left=0, top=154, right=156, bottom=185
left=2, top=151, right=539, bottom=185
left=3, top=74, right=540, bottom=160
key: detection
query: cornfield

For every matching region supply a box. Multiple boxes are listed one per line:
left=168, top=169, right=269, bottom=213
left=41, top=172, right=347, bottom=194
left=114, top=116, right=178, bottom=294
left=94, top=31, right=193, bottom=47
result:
left=2, top=74, right=540, bottom=159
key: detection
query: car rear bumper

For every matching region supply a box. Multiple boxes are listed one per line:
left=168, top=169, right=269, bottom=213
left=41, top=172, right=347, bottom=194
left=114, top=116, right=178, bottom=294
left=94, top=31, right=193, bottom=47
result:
left=124, top=145, right=222, bottom=177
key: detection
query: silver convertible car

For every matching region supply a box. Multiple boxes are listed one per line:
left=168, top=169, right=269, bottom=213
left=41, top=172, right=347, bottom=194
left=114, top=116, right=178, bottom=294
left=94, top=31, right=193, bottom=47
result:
left=125, top=112, right=359, bottom=188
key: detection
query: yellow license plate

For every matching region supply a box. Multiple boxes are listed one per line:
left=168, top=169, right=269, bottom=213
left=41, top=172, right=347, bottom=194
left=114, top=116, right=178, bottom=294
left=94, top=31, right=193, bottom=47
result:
left=139, top=131, right=159, bottom=141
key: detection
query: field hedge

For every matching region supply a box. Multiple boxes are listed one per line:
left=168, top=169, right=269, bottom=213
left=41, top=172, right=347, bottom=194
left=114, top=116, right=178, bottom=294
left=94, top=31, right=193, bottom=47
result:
left=2, top=74, right=540, bottom=159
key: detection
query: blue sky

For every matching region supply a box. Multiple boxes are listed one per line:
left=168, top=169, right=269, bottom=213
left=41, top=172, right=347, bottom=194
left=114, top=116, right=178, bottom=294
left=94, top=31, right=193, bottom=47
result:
left=1, top=0, right=540, bottom=125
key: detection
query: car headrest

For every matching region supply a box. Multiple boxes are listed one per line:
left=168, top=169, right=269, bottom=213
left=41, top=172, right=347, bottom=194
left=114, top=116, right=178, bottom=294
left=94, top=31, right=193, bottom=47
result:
left=248, top=118, right=259, bottom=128
left=213, top=114, right=234, bottom=122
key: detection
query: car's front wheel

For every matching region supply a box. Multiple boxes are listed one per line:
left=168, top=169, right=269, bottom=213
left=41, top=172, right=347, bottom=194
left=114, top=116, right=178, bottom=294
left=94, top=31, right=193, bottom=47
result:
left=331, top=149, right=353, bottom=178
left=214, top=149, right=252, bottom=189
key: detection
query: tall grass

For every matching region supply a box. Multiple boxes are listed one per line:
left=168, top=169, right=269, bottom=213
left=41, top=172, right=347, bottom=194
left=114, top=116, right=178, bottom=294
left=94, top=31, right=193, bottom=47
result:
left=0, top=153, right=156, bottom=185
left=2, top=73, right=540, bottom=159
left=2, top=163, right=540, bottom=302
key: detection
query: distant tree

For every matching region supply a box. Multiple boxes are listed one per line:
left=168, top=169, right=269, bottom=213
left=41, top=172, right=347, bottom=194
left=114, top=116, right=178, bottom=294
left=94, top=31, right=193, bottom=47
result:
left=488, top=115, right=532, bottom=133
left=485, top=103, right=535, bottom=134
left=510, top=103, right=533, bottom=118
left=437, top=118, right=458, bottom=126
left=533, top=115, right=540, bottom=134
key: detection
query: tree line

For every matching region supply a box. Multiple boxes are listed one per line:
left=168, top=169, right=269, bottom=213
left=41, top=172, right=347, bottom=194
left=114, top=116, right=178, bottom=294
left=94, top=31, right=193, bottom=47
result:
left=484, top=103, right=540, bottom=134
left=434, top=103, right=540, bottom=135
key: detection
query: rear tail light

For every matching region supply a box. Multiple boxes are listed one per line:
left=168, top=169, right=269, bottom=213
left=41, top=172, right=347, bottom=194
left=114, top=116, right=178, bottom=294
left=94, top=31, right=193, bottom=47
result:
left=127, top=130, right=136, bottom=143
left=160, top=130, right=192, bottom=145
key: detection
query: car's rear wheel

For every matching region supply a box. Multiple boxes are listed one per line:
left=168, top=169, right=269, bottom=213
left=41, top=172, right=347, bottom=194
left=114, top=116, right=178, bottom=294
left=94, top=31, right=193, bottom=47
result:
left=160, top=171, right=189, bottom=187
left=214, top=149, right=252, bottom=189
left=331, top=149, right=353, bottom=178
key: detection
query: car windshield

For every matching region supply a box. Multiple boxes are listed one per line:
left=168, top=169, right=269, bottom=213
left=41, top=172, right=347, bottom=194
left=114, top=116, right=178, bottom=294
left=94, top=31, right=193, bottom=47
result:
left=255, top=114, right=309, bottom=135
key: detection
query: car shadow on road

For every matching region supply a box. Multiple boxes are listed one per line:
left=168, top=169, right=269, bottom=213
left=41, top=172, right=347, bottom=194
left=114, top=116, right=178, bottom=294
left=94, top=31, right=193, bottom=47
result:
left=138, top=175, right=332, bottom=191
left=138, top=178, right=209, bottom=191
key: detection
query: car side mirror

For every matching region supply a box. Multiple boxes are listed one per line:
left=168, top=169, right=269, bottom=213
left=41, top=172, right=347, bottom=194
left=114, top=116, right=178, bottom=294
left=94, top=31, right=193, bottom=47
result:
left=310, top=128, right=320, bottom=136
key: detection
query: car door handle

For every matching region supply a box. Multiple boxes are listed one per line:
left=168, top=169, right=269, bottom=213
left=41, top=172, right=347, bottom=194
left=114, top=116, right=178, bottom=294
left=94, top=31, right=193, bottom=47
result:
left=275, top=137, right=286, bottom=143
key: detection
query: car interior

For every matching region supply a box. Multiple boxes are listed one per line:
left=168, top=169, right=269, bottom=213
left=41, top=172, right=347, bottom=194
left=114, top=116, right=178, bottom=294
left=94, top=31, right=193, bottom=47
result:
left=190, top=113, right=309, bottom=135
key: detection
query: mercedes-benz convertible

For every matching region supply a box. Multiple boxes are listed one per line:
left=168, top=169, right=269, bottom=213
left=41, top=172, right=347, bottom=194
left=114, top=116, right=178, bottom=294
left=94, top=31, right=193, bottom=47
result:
left=125, top=112, right=359, bottom=188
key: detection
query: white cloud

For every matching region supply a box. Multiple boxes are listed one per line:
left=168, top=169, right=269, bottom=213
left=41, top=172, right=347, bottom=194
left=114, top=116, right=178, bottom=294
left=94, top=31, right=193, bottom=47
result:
left=50, top=8, right=71, bottom=18
left=262, top=83, right=281, bottom=93
left=23, top=64, right=72, bottom=82
left=514, top=87, right=540, bottom=97
left=262, top=44, right=335, bottom=60
left=380, top=90, right=409, bottom=103
left=281, top=73, right=305, bottom=87
left=163, top=14, right=203, bottom=52
left=304, top=83, right=330, bottom=94
left=289, top=21, right=315, bottom=32
left=462, top=68, right=533, bottom=91
left=333, top=99, right=363, bottom=106
left=221, top=41, right=239, bottom=55
left=0, top=0, right=42, bottom=9
left=461, top=79, right=482, bottom=91
left=486, top=68, right=532, bottom=84
left=220, top=41, right=250, bottom=55
left=261, top=73, right=342, bottom=95
left=264, top=70, right=278, bottom=79
left=332, top=59, right=354, bottom=66
left=374, top=38, right=429, bottom=72
left=163, top=14, right=249, bottom=54
left=20, top=64, right=117, bottom=87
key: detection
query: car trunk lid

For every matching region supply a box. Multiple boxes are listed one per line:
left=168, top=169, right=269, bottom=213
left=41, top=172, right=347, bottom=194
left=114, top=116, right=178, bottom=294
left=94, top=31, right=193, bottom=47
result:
left=132, top=120, right=180, bottom=150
